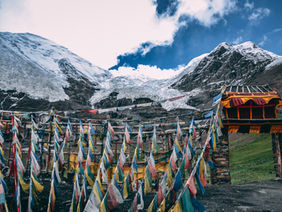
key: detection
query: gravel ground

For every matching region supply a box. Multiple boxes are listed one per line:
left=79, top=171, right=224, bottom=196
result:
left=198, top=178, right=282, bottom=212
left=4, top=177, right=282, bottom=211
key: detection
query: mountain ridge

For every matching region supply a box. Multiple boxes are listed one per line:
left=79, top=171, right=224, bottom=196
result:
left=0, top=32, right=281, bottom=115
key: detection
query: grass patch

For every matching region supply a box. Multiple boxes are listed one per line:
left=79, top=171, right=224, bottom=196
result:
left=230, top=133, right=276, bottom=184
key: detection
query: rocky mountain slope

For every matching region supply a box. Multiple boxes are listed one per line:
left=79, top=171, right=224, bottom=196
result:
left=171, top=41, right=281, bottom=108
left=0, top=32, right=281, bottom=114
left=0, top=32, right=109, bottom=111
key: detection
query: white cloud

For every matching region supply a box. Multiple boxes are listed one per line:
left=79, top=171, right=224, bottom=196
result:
left=176, top=0, right=237, bottom=26
left=244, top=1, right=254, bottom=10
left=248, top=8, right=270, bottom=23
left=0, top=0, right=236, bottom=69
left=110, top=64, right=183, bottom=80
left=232, top=36, right=243, bottom=44
left=258, top=35, right=268, bottom=46
left=272, top=28, right=282, bottom=33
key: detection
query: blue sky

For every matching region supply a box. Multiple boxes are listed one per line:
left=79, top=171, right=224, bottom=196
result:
left=0, top=0, right=281, bottom=72
left=112, top=0, right=282, bottom=69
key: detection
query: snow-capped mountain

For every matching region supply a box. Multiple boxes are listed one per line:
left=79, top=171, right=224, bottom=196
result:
left=95, top=41, right=280, bottom=112
left=0, top=32, right=110, bottom=110
left=171, top=41, right=281, bottom=108
left=0, top=32, right=280, bottom=113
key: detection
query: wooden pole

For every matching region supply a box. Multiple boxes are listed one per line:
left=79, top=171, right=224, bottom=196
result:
left=46, top=113, right=53, bottom=172
left=115, top=142, right=118, bottom=161
left=67, top=139, right=71, bottom=172
left=128, top=142, right=131, bottom=162
left=272, top=133, right=282, bottom=177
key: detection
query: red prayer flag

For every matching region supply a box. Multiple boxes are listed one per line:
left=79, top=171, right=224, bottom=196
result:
left=82, top=109, right=98, bottom=114
left=157, top=186, right=164, bottom=205
left=186, top=176, right=197, bottom=197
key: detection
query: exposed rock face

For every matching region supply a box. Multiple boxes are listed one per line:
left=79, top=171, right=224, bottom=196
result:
left=58, top=58, right=98, bottom=107
left=251, top=59, right=282, bottom=96
left=0, top=32, right=105, bottom=111
left=93, top=91, right=154, bottom=109
left=0, top=32, right=280, bottom=114
left=171, top=42, right=279, bottom=109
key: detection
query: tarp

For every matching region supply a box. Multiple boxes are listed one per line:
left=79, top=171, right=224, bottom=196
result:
left=221, top=91, right=281, bottom=108
left=69, top=154, right=169, bottom=180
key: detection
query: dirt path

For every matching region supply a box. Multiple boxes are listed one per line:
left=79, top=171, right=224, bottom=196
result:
left=198, top=178, right=282, bottom=212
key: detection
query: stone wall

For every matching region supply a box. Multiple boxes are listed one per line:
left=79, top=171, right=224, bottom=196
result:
left=211, top=128, right=231, bottom=184
left=272, top=133, right=282, bottom=177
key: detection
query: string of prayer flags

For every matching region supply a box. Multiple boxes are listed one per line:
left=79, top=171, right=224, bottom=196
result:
left=85, top=146, right=95, bottom=186
left=88, top=122, right=95, bottom=136
left=189, top=117, right=197, bottom=140
left=123, top=174, right=130, bottom=200
left=137, top=123, right=144, bottom=149
left=147, top=194, right=158, bottom=212
left=151, top=124, right=159, bottom=153
left=173, top=170, right=183, bottom=192
left=125, top=123, right=131, bottom=144
left=15, top=180, right=21, bottom=212
left=130, top=181, right=145, bottom=211
left=188, top=136, right=195, bottom=158
left=174, top=136, right=182, bottom=154
left=147, top=150, right=158, bottom=179
left=0, top=131, right=4, bottom=145
left=176, top=118, right=182, bottom=140
left=108, top=121, right=115, bottom=139
left=0, top=146, right=5, bottom=166
left=144, top=166, right=152, bottom=194
left=169, top=147, right=178, bottom=173
left=179, top=187, right=194, bottom=212
left=100, top=182, right=123, bottom=211
left=77, top=173, right=88, bottom=212
left=0, top=172, right=8, bottom=211
left=119, top=143, right=127, bottom=168
left=66, top=119, right=73, bottom=142
left=113, top=162, right=124, bottom=183
left=69, top=169, right=81, bottom=212
left=85, top=174, right=105, bottom=212
left=15, top=151, right=29, bottom=193
left=47, top=157, right=61, bottom=212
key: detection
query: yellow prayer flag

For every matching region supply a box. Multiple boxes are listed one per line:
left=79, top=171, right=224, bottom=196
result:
left=100, top=193, right=108, bottom=212
left=160, top=198, right=166, bottom=212
left=123, top=181, right=128, bottom=199
left=144, top=175, right=152, bottom=194
left=19, top=176, right=29, bottom=193
left=147, top=199, right=154, bottom=212
left=86, top=174, right=94, bottom=187
left=167, top=166, right=173, bottom=188
left=170, top=200, right=182, bottom=212
left=32, top=176, right=44, bottom=193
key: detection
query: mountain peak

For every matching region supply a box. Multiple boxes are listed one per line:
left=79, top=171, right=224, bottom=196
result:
left=234, top=41, right=258, bottom=50
left=171, top=39, right=279, bottom=108
left=218, top=42, right=232, bottom=48
left=0, top=31, right=280, bottom=113
left=214, top=42, right=232, bottom=52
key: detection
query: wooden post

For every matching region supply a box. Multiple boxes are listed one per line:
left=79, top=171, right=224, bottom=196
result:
left=168, top=135, right=171, bottom=150
left=115, top=141, right=118, bottom=161
left=250, top=101, right=252, bottom=119
left=128, top=142, right=131, bottom=161
left=211, top=127, right=231, bottom=184
left=272, top=133, right=282, bottom=177
left=46, top=113, right=53, bottom=172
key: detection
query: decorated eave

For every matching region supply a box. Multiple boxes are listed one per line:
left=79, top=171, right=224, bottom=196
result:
left=221, top=85, right=281, bottom=108
left=220, top=85, right=282, bottom=134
